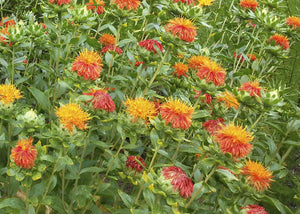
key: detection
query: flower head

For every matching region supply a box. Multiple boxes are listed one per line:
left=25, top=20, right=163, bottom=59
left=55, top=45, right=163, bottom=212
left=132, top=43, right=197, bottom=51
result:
left=188, top=55, right=210, bottom=70
left=242, top=160, right=273, bottom=191
left=99, top=33, right=115, bottom=46
left=239, top=81, right=262, bottom=97
left=203, top=118, right=225, bottom=135
left=268, top=34, right=289, bottom=50
left=239, top=0, right=258, bottom=11
left=195, top=60, right=226, bottom=86
left=214, top=123, right=253, bottom=159
left=286, top=16, right=300, bottom=29
left=174, top=0, right=196, bottom=5
left=198, top=0, right=214, bottom=6
left=217, top=91, right=240, bottom=109
left=124, top=97, right=157, bottom=122
left=84, top=89, right=115, bottom=112
left=247, top=54, right=257, bottom=61
left=241, top=204, right=269, bottom=214
left=49, top=0, right=71, bottom=5
left=56, top=103, right=90, bottom=132
left=100, top=45, right=123, bottom=55
left=126, top=156, right=146, bottom=172
left=139, top=39, right=163, bottom=53
left=160, top=98, right=194, bottom=130
left=0, top=17, right=15, bottom=28
left=173, top=63, right=189, bottom=77
left=162, top=166, right=194, bottom=198
left=11, top=138, right=37, bottom=169
left=233, top=52, right=245, bottom=62
left=165, top=17, right=197, bottom=42
left=111, top=0, right=141, bottom=10
left=71, top=50, right=103, bottom=80
left=86, top=0, right=105, bottom=14
left=0, top=84, right=22, bottom=105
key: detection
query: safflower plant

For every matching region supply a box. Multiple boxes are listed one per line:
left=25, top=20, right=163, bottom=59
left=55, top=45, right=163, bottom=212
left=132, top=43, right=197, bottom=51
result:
left=0, top=0, right=299, bottom=213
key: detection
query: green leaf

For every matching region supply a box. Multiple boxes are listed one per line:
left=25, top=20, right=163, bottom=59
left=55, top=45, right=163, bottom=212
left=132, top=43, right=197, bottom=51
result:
left=118, top=190, right=134, bottom=208
left=28, top=87, right=49, bottom=111
left=143, top=188, right=155, bottom=209
left=80, top=167, right=105, bottom=174
left=193, top=110, right=211, bottom=119
left=56, top=156, right=74, bottom=172
left=284, top=140, right=300, bottom=147
left=216, top=169, right=238, bottom=181
left=0, top=198, right=25, bottom=210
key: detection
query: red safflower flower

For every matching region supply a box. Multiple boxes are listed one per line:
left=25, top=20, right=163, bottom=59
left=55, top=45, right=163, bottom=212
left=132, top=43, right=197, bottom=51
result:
left=217, top=91, right=240, bottom=110
left=241, top=160, right=273, bottom=191
left=99, top=33, right=115, bottom=46
left=268, top=34, right=289, bottom=50
left=247, top=54, right=257, bottom=61
left=239, top=0, right=258, bottom=11
left=86, top=0, right=105, bottom=14
left=162, top=166, right=194, bottom=198
left=111, top=0, right=141, bottom=10
left=83, top=89, right=115, bottom=112
left=71, top=50, right=103, bottom=80
left=241, top=204, right=269, bottom=214
left=11, top=138, right=37, bottom=169
left=239, top=81, right=262, bottom=97
left=126, top=156, right=146, bottom=172
left=196, top=60, right=226, bottom=86
left=214, top=123, right=253, bottom=159
left=233, top=52, right=245, bottom=62
left=247, top=20, right=256, bottom=28
left=203, top=118, right=225, bottom=136
left=160, top=98, right=194, bottom=130
left=174, top=0, right=195, bottom=5
left=49, top=0, right=71, bottom=5
left=173, top=63, right=189, bottom=77
left=165, top=17, right=197, bottom=42
left=0, top=17, right=15, bottom=28
left=286, top=16, right=300, bottom=29
left=139, top=39, right=163, bottom=53
left=100, top=45, right=123, bottom=55
left=135, top=61, right=143, bottom=66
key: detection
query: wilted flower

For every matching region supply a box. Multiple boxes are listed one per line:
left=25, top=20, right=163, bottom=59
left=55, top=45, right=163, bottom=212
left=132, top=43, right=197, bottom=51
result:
left=242, top=160, right=273, bottom=191
left=173, top=63, right=189, bottom=77
left=0, top=84, right=22, bottom=105
left=0, top=17, right=15, bottom=28
left=71, top=50, right=103, bottom=80
left=268, top=34, right=289, bottom=50
left=239, top=0, right=258, bottom=11
left=84, top=89, right=115, bottom=112
left=203, top=118, right=225, bottom=135
left=160, top=98, right=194, bottom=130
left=86, top=0, right=105, bottom=14
left=286, top=16, right=300, bottom=29
left=165, top=17, right=197, bottom=42
left=188, top=55, right=210, bottom=69
left=100, top=45, right=123, bottom=55
left=139, top=39, right=163, bottom=53
left=241, top=204, right=269, bottom=214
left=217, top=91, right=240, bottom=109
left=99, top=33, right=115, bottom=46
left=239, top=81, right=262, bottom=97
left=195, top=60, right=226, bottom=86
left=56, top=103, right=90, bottom=132
left=198, top=0, right=214, bottom=6
left=126, top=156, right=146, bottom=172
left=11, top=138, right=37, bottom=169
left=124, top=97, right=157, bottom=122
left=49, top=0, right=71, bottom=6
left=162, top=166, right=194, bottom=198
left=111, top=0, right=141, bottom=10
left=214, top=123, right=253, bottom=159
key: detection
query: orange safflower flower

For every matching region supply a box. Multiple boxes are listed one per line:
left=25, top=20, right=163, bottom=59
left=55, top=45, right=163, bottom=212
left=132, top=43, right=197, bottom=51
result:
left=242, top=160, right=273, bottom=191
left=0, top=84, right=22, bottom=105
left=49, top=0, right=71, bottom=5
left=83, top=89, right=115, bottom=112
left=124, top=97, right=157, bottom=122
left=198, top=0, right=214, bottom=6
left=217, top=91, right=240, bottom=109
left=0, top=17, right=15, bottom=28
left=11, top=138, right=37, bottom=169
left=239, top=0, right=258, bottom=11
left=286, top=16, right=300, bottom=29
left=111, top=0, right=141, bottom=10
left=214, top=123, right=253, bottom=159
left=268, top=34, right=289, bottom=50
left=99, top=33, right=115, bottom=46
left=239, top=81, right=262, bottom=97
left=247, top=54, right=257, bottom=61
left=160, top=98, right=194, bottom=130
left=165, top=17, right=197, bottom=42
left=195, top=60, right=226, bottom=86
left=56, top=103, right=90, bottom=132
left=71, top=50, right=103, bottom=80
left=173, top=63, right=189, bottom=77
left=86, top=0, right=105, bottom=15
left=188, top=55, right=210, bottom=69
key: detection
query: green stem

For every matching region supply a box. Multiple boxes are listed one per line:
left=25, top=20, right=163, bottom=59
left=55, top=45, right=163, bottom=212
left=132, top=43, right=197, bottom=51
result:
left=171, top=140, right=182, bottom=162
left=11, top=46, right=15, bottom=84
left=280, top=145, right=294, bottom=165
left=249, top=113, right=264, bottom=131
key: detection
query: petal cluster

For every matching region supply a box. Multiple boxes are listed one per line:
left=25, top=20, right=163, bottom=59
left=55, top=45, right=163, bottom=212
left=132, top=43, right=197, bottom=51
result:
left=124, top=97, right=157, bottom=121
left=173, top=63, right=189, bottom=77
left=111, top=0, right=141, bottom=10
left=49, top=0, right=71, bottom=5
left=0, top=84, right=22, bottom=105
left=239, top=0, right=258, bottom=11
left=241, top=204, right=269, bottom=214
left=86, top=0, right=105, bottom=15
left=139, top=39, right=163, bottom=53
left=268, top=34, right=289, bottom=50
left=286, top=16, right=300, bottom=29
left=217, top=91, right=240, bottom=109
left=99, top=33, right=116, bottom=46
left=11, top=138, right=37, bottom=169
left=84, top=89, right=115, bottom=112
left=126, top=156, right=146, bottom=172
left=203, top=118, right=225, bottom=136
left=165, top=17, right=197, bottom=42
left=239, top=81, right=262, bottom=97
